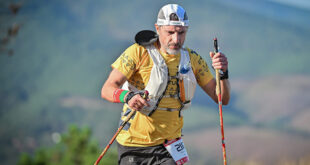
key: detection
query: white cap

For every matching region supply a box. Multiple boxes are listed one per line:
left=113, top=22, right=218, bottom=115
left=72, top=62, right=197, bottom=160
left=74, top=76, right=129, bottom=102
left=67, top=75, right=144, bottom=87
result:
left=156, top=4, right=189, bottom=26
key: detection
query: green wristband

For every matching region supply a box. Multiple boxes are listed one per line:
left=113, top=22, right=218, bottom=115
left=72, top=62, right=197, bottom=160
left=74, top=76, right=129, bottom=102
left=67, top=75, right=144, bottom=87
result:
left=119, top=90, right=129, bottom=103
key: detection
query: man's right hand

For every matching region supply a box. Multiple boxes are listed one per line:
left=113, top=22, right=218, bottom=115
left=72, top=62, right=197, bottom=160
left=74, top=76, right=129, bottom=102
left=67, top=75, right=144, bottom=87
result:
left=126, top=91, right=149, bottom=111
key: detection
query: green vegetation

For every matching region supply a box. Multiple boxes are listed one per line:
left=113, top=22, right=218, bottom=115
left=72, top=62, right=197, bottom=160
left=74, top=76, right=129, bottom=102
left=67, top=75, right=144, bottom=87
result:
left=17, top=125, right=117, bottom=165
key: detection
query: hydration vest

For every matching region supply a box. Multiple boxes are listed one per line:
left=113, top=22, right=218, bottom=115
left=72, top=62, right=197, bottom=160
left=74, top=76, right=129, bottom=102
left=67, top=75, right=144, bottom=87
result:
left=123, top=44, right=197, bottom=116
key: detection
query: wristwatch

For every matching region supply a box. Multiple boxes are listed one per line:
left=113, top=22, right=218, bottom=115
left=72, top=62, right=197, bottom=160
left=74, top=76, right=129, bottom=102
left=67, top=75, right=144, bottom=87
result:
left=220, top=70, right=229, bottom=80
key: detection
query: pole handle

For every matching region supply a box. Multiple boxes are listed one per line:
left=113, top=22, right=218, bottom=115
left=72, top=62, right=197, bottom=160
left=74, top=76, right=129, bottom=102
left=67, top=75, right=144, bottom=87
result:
left=214, top=38, right=219, bottom=53
left=214, top=38, right=221, bottom=96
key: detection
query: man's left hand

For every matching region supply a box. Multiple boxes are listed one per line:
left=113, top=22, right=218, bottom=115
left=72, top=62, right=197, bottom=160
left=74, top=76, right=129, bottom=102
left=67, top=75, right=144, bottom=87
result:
left=209, top=52, right=228, bottom=72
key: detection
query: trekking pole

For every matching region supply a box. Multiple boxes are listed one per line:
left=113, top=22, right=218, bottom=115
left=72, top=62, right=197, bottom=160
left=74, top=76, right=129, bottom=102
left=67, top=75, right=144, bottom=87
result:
left=213, top=38, right=227, bottom=165
left=94, top=91, right=149, bottom=165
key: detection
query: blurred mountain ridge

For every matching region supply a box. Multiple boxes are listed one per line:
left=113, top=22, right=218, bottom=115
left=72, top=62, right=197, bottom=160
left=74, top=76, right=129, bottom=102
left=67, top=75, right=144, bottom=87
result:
left=216, top=0, right=310, bottom=30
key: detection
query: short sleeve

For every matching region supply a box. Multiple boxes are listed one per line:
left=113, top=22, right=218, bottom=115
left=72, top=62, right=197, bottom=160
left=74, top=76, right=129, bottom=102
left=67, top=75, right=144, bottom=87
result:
left=111, top=44, right=141, bottom=79
left=188, top=49, right=214, bottom=87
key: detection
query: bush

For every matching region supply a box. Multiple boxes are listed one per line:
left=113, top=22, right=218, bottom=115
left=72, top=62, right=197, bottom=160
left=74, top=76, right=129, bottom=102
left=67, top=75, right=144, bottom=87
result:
left=17, top=125, right=117, bottom=165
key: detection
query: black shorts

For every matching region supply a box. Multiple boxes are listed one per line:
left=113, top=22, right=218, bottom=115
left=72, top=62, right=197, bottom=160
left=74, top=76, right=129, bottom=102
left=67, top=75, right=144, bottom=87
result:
left=117, top=142, right=176, bottom=165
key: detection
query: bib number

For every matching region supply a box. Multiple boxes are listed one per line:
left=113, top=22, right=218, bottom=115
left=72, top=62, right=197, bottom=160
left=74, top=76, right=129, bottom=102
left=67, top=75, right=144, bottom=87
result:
left=164, top=138, right=189, bottom=165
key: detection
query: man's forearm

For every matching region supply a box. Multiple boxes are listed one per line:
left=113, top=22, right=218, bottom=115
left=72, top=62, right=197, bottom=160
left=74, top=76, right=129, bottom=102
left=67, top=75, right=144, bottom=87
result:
left=220, top=79, right=231, bottom=105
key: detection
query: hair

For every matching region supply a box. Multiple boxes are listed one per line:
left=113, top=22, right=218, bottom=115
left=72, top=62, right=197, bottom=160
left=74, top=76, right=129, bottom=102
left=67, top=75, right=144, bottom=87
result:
left=169, top=13, right=179, bottom=21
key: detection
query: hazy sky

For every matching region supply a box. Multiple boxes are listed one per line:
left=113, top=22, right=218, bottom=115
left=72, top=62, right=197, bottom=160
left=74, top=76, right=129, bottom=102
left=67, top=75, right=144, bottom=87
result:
left=269, top=0, right=310, bottom=9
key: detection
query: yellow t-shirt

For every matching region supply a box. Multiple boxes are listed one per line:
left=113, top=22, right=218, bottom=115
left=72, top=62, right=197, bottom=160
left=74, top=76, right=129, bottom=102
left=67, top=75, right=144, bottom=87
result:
left=112, top=43, right=213, bottom=147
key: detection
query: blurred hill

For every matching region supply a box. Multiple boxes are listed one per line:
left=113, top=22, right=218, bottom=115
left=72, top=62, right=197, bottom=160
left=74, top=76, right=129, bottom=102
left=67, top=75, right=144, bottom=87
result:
left=183, top=75, right=310, bottom=164
left=1, top=0, right=310, bottom=164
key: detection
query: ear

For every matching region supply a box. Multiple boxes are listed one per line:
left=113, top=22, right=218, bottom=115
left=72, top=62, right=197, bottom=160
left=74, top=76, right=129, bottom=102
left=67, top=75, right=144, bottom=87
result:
left=154, top=24, right=160, bottom=34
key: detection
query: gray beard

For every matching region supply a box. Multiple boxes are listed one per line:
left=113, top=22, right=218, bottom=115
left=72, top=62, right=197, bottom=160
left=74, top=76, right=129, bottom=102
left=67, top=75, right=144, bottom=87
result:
left=166, top=48, right=180, bottom=55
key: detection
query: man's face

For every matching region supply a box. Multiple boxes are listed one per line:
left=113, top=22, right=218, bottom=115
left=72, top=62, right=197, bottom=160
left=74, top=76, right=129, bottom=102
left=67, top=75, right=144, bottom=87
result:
left=155, top=25, right=188, bottom=55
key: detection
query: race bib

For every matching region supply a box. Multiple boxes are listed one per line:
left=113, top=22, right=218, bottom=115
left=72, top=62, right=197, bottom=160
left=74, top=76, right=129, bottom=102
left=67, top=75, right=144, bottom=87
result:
left=164, top=138, right=189, bottom=165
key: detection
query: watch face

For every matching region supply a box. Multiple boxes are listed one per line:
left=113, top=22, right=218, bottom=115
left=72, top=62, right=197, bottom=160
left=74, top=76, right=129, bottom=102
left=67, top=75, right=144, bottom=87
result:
left=220, top=70, right=229, bottom=80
